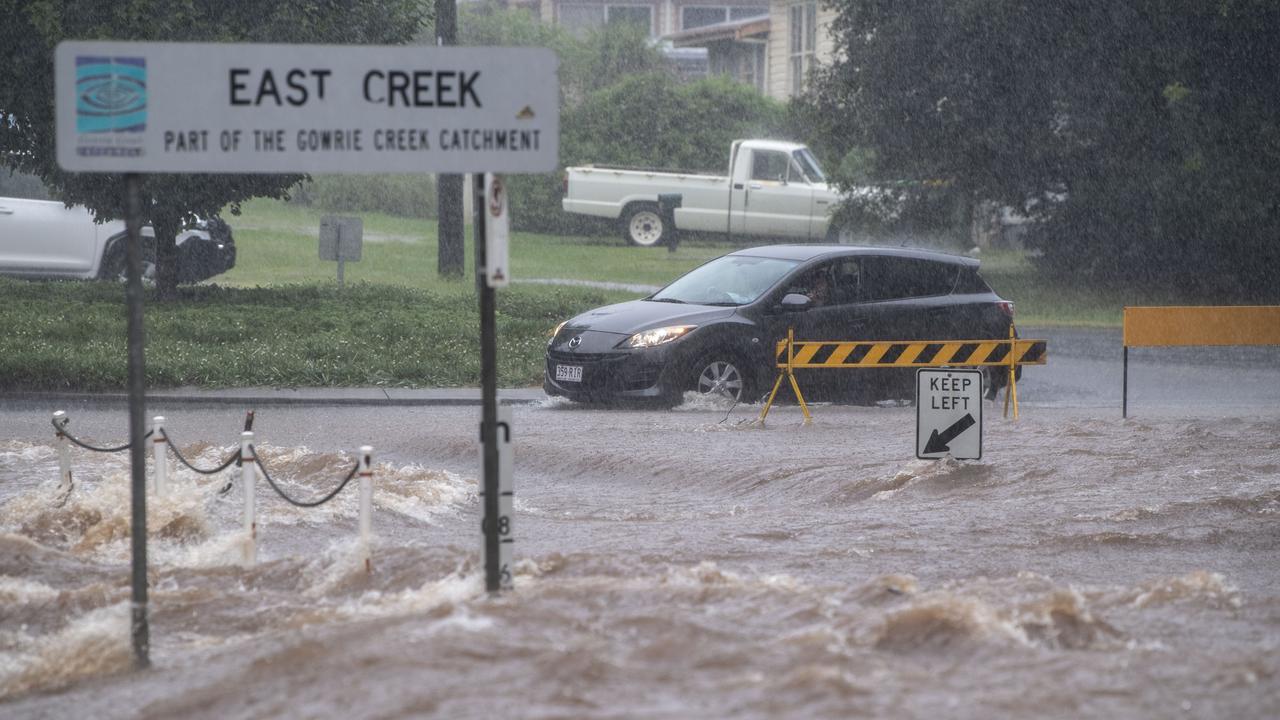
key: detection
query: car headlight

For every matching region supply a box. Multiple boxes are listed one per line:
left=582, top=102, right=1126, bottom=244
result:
left=620, top=325, right=696, bottom=349
left=548, top=321, right=568, bottom=346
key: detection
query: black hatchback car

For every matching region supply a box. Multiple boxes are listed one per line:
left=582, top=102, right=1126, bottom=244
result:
left=544, top=245, right=1017, bottom=406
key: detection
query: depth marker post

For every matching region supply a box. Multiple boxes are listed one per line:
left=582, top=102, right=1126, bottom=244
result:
left=476, top=173, right=502, bottom=593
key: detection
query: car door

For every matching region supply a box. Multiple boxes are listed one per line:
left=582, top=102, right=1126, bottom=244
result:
left=763, top=258, right=876, bottom=398
left=0, top=196, right=101, bottom=276
left=742, top=150, right=814, bottom=238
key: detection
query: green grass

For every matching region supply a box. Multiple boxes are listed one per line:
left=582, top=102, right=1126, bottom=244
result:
left=976, top=249, right=1201, bottom=327
left=220, top=198, right=725, bottom=289
left=0, top=279, right=622, bottom=390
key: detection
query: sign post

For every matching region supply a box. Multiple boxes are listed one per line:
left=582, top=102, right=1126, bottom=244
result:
left=319, top=215, right=363, bottom=287
left=916, top=369, right=983, bottom=460
left=123, top=173, right=150, bottom=668
left=56, top=41, right=559, bottom=664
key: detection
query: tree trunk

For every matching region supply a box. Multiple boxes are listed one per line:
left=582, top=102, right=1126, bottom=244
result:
left=435, top=0, right=465, bottom=278
left=153, top=216, right=181, bottom=301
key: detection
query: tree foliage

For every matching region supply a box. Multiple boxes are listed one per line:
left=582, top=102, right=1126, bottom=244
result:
left=453, top=4, right=680, bottom=233
left=0, top=0, right=428, bottom=297
left=807, top=0, right=1280, bottom=297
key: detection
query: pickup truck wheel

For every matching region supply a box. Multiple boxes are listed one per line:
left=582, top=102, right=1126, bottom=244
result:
left=622, top=203, right=666, bottom=247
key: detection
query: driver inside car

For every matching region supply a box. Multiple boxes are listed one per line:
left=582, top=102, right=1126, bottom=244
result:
left=805, top=271, right=832, bottom=307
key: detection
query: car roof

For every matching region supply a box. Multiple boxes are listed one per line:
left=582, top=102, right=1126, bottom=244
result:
left=727, top=244, right=980, bottom=268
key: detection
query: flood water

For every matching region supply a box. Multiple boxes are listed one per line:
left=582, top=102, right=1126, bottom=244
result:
left=1, top=397, right=1277, bottom=718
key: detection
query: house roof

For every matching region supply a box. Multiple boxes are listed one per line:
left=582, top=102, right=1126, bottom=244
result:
left=665, top=16, right=771, bottom=47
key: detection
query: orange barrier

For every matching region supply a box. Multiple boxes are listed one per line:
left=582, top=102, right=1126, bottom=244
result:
left=1122, top=306, right=1280, bottom=416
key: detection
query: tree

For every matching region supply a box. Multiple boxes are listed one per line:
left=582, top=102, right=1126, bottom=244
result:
left=451, top=4, right=672, bottom=234
left=0, top=0, right=428, bottom=298
left=807, top=0, right=1280, bottom=297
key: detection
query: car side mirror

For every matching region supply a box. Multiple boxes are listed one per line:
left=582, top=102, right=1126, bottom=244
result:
left=775, top=293, right=812, bottom=313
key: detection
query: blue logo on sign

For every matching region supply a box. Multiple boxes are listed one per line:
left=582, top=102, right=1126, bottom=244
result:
left=75, top=56, right=147, bottom=133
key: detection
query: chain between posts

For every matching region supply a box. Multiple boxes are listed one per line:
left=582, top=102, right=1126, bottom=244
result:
left=50, top=413, right=360, bottom=509
left=52, top=417, right=152, bottom=453
left=249, top=444, right=360, bottom=508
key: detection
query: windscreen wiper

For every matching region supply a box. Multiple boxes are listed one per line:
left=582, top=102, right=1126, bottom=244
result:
left=648, top=297, right=686, bottom=304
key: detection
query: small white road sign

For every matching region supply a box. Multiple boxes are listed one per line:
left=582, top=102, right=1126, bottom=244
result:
left=483, top=173, right=510, bottom=288
left=916, top=368, right=983, bottom=460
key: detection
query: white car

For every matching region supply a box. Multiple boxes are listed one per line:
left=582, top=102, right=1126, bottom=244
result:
left=0, top=194, right=235, bottom=282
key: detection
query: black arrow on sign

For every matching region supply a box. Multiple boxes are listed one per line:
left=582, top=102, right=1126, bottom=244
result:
left=923, top=413, right=977, bottom=454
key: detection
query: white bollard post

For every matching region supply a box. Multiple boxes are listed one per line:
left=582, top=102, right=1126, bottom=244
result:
left=152, top=416, right=168, bottom=497
left=53, top=411, right=72, bottom=497
left=359, top=445, right=373, bottom=573
left=240, top=431, right=257, bottom=566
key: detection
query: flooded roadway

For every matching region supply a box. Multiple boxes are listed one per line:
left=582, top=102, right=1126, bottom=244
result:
left=1, top=355, right=1278, bottom=718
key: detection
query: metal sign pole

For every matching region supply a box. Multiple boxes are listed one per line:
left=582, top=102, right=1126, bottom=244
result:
left=475, top=173, right=500, bottom=593
left=123, top=173, right=150, bottom=668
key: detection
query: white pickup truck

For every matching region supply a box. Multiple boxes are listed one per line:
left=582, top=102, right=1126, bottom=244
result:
left=562, top=139, right=840, bottom=246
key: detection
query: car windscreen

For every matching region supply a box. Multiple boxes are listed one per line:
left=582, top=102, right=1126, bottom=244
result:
left=650, top=255, right=800, bottom=306
left=793, top=148, right=826, bottom=184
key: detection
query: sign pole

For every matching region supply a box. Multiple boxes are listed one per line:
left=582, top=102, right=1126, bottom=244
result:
left=475, top=173, right=500, bottom=593
left=1122, top=345, right=1128, bottom=418
left=123, top=172, right=150, bottom=668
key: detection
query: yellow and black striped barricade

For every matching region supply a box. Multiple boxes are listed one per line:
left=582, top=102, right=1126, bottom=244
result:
left=758, top=327, right=1048, bottom=424
left=1122, top=306, right=1280, bottom=417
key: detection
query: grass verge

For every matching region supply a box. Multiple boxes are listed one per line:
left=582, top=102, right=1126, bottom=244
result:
left=0, top=279, right=626, bottom=391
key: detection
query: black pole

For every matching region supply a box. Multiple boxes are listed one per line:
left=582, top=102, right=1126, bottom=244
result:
left=475, top=173, right=500, bottom=593
left=435, top=0, right=464, bottom=277
left=1122, top=345, right=1128, bottom=419
left=123, top=173, right=150, bottom=668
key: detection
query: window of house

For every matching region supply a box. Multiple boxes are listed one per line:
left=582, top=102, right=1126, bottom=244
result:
left=561, top=4, right=655, bottom=37
left=735, top=43, right=766, bottom=93
left=681, top=5, right=767, bottom=30
left=559, top=4, right=605, bottom=35
left=607, top=5, right=653, bottom=34
left=788, top=1, right=818, bottom=96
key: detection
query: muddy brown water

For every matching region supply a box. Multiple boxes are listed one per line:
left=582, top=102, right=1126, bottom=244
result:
left=1, top=399, right=1277, bottom=718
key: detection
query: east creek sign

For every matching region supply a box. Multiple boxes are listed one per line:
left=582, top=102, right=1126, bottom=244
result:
left=56, top=41, right=559, bottom=174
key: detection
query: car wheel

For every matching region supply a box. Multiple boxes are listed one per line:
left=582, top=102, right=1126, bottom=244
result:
left=99, top=239, right=156, bottom=282
left=98, top=243, right=126, bottom=280
left=690, top=352, right=753, bottom=404
left=980, top=365, right=1009, bottom=401
left=621, top=202, right=666, bottom=247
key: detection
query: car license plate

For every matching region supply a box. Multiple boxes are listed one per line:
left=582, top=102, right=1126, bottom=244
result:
left=555, top=364, right=583, bottom=382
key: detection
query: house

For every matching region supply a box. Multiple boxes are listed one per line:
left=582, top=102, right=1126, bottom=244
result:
left=535, top=0, right=769, bottom=39
left=665, top=0, right=838, bottom=101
